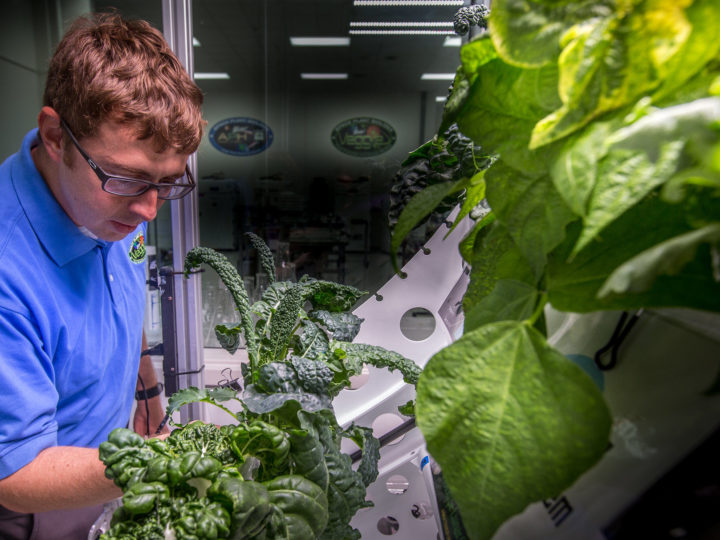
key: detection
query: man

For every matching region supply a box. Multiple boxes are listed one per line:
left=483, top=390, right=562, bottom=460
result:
left=0, top=13, right=204, bottom=538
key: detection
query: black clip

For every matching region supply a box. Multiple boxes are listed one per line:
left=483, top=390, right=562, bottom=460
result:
left=594, top=310, right=643, bottom=371
left=217, top=367, right=242, bottom=391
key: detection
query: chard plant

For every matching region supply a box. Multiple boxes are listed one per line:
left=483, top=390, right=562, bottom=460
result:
left=392, top=1, right=720, bottom=538
left=99, top=233, right=420, bottom=540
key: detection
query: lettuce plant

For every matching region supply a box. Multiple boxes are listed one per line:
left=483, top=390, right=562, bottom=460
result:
left=99, top=233, right=419, bottom=539
left=392, top=1, right=720, bottom=538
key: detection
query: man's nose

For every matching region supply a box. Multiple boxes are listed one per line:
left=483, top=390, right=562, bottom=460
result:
left=129, top=187, right=162, bottom=222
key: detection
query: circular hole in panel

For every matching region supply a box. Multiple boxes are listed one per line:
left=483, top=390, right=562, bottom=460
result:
left=348, top=364, right=370, bottom=390
left=377, top=516, right=400, bottom=535
left=385, top=474, right=409, bottom=495
left=410, top=501, right=434, bottom=520
left=400, top=308, right=436, bottom=341
left=372, top=413, right=405, bottom=445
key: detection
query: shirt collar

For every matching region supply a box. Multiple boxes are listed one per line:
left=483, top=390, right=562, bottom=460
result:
left=12, top=129, right=102, bottom=266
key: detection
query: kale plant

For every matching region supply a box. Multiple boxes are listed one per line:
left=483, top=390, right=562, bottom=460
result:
left=99, top=233, right=419, bottom=540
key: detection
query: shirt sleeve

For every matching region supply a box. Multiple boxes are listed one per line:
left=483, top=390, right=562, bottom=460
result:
left=0, top=306, right=58, bottom=479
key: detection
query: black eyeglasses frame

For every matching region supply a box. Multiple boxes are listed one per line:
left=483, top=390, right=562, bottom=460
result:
left=59, top=118, right=196, bottom=200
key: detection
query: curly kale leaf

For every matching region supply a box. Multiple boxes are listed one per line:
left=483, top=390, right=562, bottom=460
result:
left=265, top=283, right=305, bottom=364
left=290, top=320, right=331, bottom=361
left=291, top=356, right=335, bottom=395
left=166, top=422, right=236, bottom=465
left=309, top=310, right=364, bottom=342
left=388, top=123, right=492, bottom=241
left=243, top=363, right=333, bottom=416
left=342, top=424, right=380, bottom=488
left=300, top=278, right=366, bottom=312
left=453, top=4, right=489, bottom=36
left=332, top=342, right=421, bottom=386
left=245, top=231, right=277, bottom=283
left=214, top=323, right=243, bottom=355
left=184, top=247, right=258, bottom=365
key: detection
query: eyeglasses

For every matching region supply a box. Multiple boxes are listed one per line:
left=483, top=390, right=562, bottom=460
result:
left=60, top=118, right=196, bottom=200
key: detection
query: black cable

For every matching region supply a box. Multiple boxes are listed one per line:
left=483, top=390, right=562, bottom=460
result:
left=137, top=374, right=151, bottom=437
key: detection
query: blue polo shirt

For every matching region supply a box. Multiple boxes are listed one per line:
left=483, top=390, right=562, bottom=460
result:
left=0, top=129, right=147, bottom=479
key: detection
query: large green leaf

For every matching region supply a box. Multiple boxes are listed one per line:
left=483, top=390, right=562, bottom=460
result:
left=462, top=221, right=536, bottom=317
left=457, top=57, right=561, bottom=176
left=598, top=223, right=720, bottom=298
left=485, top=162, right=576, bottom=276
left=573, top=140, right=685, bottom=255
left=464, top=279, right=539, bottom=333
left=489, top=0, right=614, bottom=68
left=440, top=37, right=499, bottom=133
left=568, top=96, right=720, bottom=254
left=650, top=0, right=720, bottom=102
left=530, top=0, right=706, bottom=148
left=550, top=120, right=615, bottom=215
left=546, top=198, right=720, bottom=313
left=415, top=321, right=612, bottom=540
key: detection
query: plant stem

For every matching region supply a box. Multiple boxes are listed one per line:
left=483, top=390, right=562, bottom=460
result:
left=527, top=292, right=548, bottom=327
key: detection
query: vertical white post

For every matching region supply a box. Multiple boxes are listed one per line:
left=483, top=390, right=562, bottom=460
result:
left=161, top=0, right=205, bottom=423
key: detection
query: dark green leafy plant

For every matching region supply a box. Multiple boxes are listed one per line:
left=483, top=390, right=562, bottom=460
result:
left=387, top=123, right=493, bottom=272
left=392, top=1, right=720, bottom=538
left=100, top=233, right=418, bottom=539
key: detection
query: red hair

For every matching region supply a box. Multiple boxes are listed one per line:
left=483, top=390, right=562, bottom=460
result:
left=44, top=12, right=205, bottom=153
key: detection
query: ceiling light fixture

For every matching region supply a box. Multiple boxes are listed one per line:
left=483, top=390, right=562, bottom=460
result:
left=443, top=36, right=462, bottom=46
left=290, top=37, right=351, bottom=46
left=421, top=73, right=456, bottom=80
left=194, top=72, right=230, bottom=80
left=350, top=29, right=455, bottom=35
left=436, top=96, right=448, bottom=102
left=193, top=37, right=201, bottom=47
left=354, top=1, right=464, bottom=5
left=350, top=21, right=454, bottom=27
left=301, top=73, right=349, bottom=80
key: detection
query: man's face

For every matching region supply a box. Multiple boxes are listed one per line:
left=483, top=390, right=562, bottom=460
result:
left=58, top=119, right=190, bottom=242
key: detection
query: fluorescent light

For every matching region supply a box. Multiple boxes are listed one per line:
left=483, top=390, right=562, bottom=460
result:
left=193, top=36, right=201, bottom=47
left=436, top=96, right=447, bottom=102
left=354, top=1, right=464, bottom=5
left=444, top=36, right=462, bottom=46
left=194, top=72, right=230, bottom=80
left=421, top=73, right=456, bottom=80
left=301, top=73, right=349, bottom=80
left=290, top=37, right=350, bottom=46
left=350, top=21, right=454, bottom=27
left=350, top=30, right=455, bottom=35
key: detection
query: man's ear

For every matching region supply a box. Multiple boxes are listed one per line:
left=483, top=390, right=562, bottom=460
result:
left=36, top=107, right=65, bottom=164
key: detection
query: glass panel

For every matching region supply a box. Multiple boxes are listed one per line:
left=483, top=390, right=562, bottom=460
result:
left=192, top=0, right=465, bottom=347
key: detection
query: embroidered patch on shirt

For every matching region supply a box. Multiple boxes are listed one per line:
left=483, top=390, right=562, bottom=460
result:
left=129, top=231, right=147, bottom=264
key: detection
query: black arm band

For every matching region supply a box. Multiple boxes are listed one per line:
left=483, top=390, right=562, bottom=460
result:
left=135, top=383, right=163, bottom=400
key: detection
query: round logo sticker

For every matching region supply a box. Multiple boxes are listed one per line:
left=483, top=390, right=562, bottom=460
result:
left=129, top=232, right=146, bottom=264
left=331, top=117, right=396, bottom=157
left=209, top=117, right=273, bottom=156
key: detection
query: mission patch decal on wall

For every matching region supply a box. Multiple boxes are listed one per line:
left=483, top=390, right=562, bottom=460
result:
left=209, top=117, right=274, bottom=156
left=331, top=117, right=396, bottom=157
